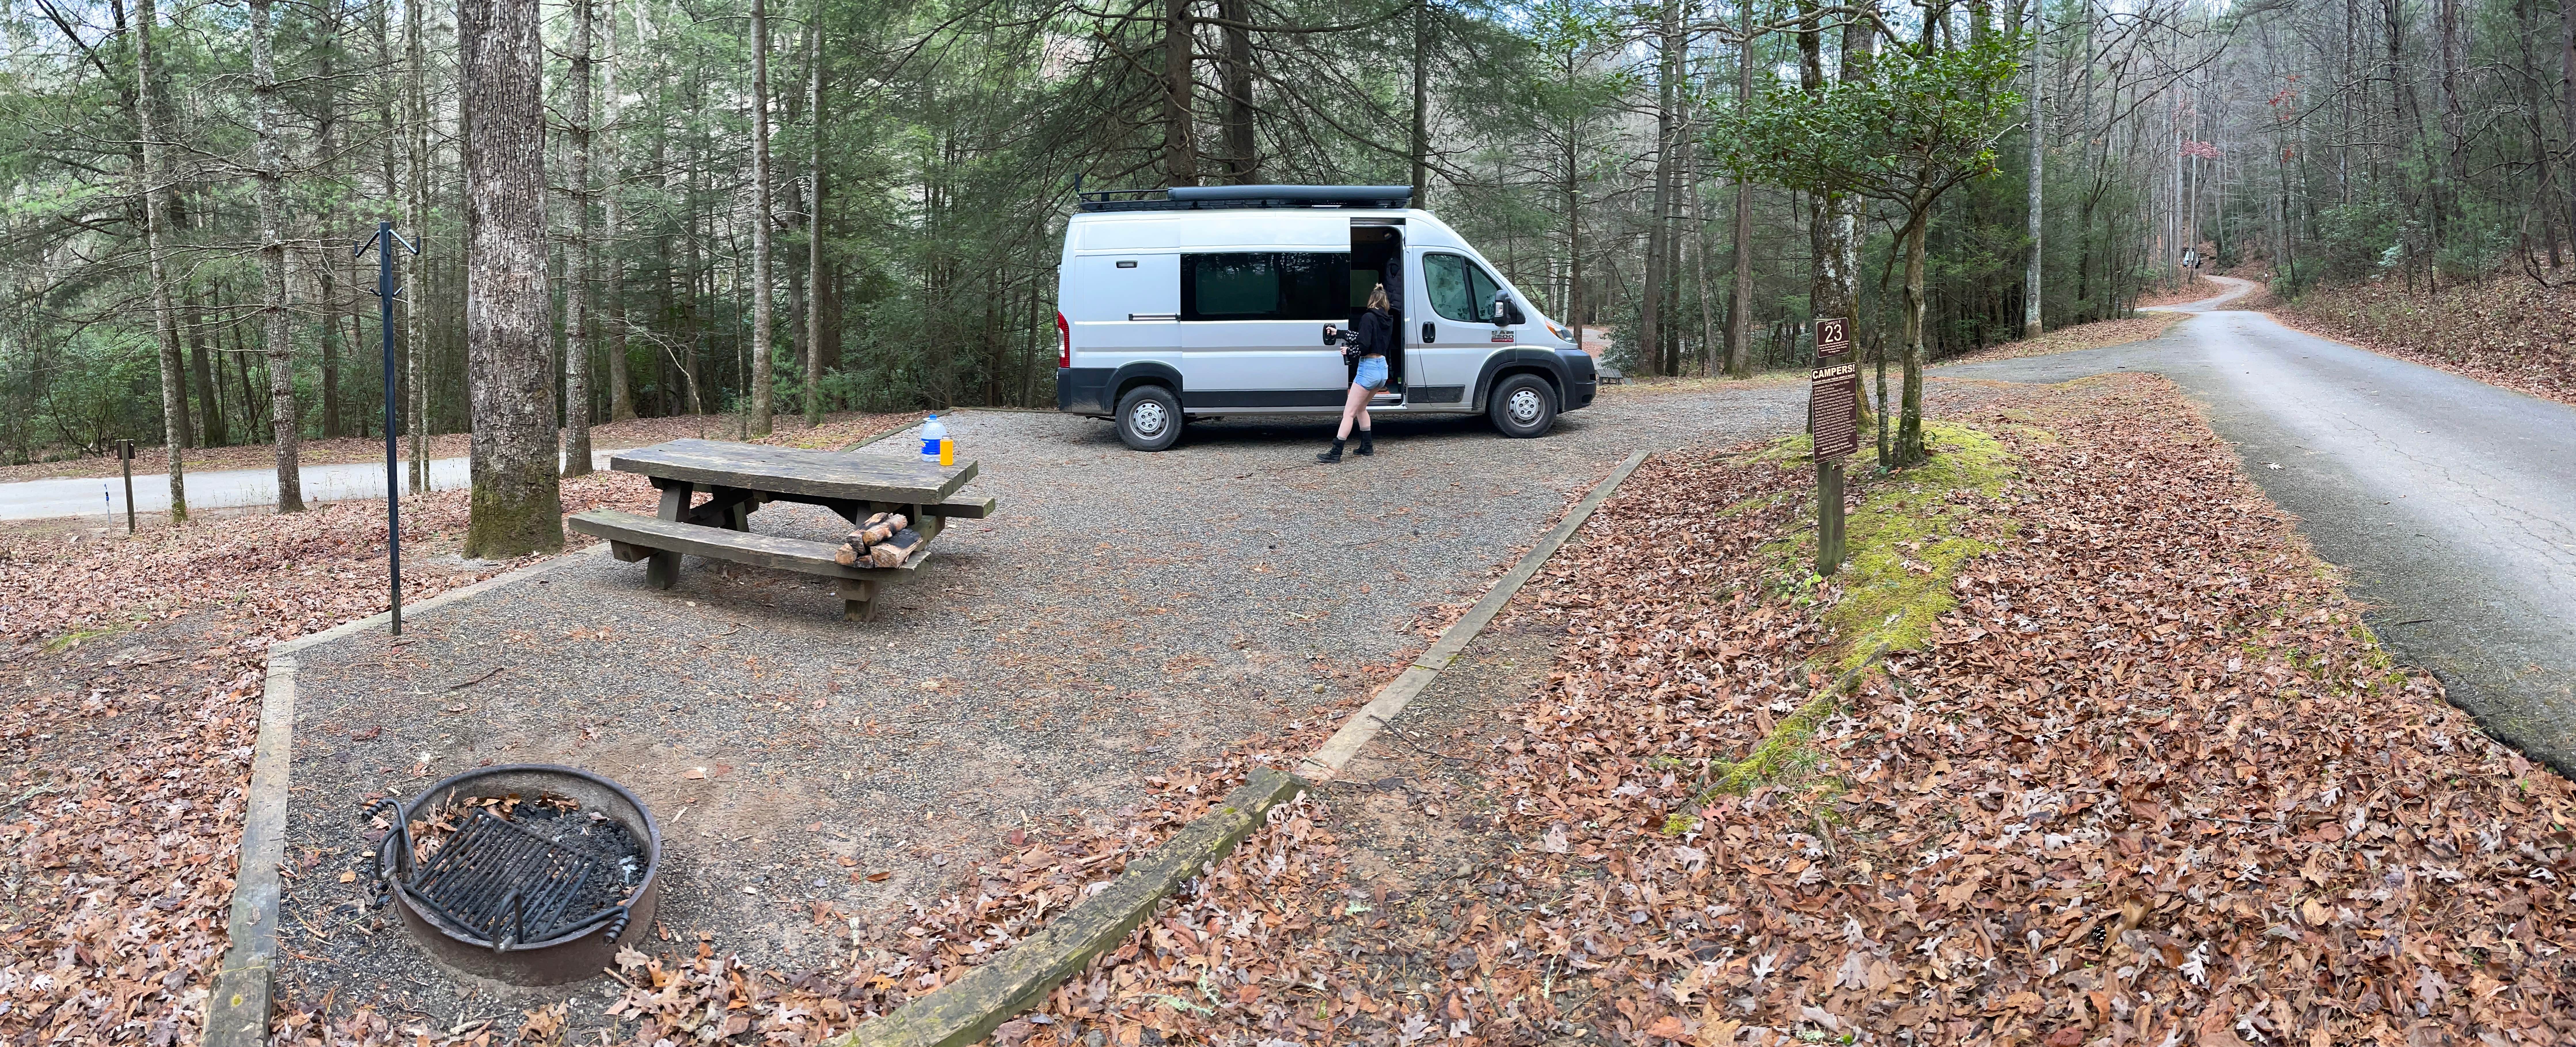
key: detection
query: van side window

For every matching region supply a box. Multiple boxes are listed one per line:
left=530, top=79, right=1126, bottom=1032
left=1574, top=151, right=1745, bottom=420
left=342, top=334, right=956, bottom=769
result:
left=1423, top=253, right=1502, bottom=323
left=1182, top=252, right=1349, bottom=321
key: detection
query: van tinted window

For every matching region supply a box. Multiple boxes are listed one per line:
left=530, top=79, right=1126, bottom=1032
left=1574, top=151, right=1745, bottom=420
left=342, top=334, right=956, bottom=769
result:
left=1183, top=252, right=1349, bottom=321
left=1424, top=253, right=1502, bottom=323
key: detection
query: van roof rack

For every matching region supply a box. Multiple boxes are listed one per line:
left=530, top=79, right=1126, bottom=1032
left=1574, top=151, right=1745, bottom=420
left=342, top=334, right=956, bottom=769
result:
left=1075, top=185, right=1413, bottom=213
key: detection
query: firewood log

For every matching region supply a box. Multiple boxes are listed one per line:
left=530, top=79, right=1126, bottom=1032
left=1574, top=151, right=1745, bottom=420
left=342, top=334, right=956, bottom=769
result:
left=867, top=528, right=922, bottom=568
left=859, top=513, right=909, bottom=546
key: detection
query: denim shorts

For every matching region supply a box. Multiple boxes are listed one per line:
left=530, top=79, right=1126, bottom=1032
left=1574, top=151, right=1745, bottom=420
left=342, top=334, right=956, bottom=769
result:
left=1353, top=355, right=1389, bottom=392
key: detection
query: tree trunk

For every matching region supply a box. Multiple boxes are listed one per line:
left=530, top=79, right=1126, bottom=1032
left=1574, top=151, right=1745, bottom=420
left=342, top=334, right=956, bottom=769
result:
left=1163, top=0, right=1197, bottom=186
left=2023, top=6, right=2043, bottom=338
left=603, top=0, right=636, bottom=422
left=1638, top=0, right=1679, bottom=377
left=317, top=20, right=342, bottom=441
left=2564, top=0, right=2575, bottom=239
left=136, top=0, right=187, bottom=521
left=1896, top=203, right=1930, bottom=467
left=1563, top=47, right=1582, bottom=339
left=187, top=289, right=224, bottom=447
left=459, top=0, right=564, bottom=557
left=404, top=0, right=432, bottom=490
left=1726, top=0, right=1754, bottom=378
left=806, top=0, right=828, bottom=424
left=1410, top=0, right=1428, bottom=200
left=748, top=0, right=775, bottom=436
left=564, top=0, right=596, bottom=475
left=1220, top=0, right=1257, bottom=182
left=252, top=0, right=303, bottom=512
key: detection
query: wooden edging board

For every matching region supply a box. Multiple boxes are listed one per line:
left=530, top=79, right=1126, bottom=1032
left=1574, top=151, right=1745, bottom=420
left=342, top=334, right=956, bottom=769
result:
left=834, top=449, right=1652, bottom=1047
left=203, top=545, right=611, bottom=1047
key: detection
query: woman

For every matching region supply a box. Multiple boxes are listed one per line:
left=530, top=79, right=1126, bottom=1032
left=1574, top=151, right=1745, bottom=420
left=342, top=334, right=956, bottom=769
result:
left=1318, top=284, right=1395, bottom=463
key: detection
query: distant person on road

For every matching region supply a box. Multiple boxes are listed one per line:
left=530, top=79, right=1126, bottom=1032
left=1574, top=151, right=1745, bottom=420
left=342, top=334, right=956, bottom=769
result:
left=1318, top=284, right=1395, bottom=464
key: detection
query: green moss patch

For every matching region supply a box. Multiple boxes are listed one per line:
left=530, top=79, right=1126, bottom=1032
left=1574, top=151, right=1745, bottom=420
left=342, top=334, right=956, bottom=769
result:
left=1706, top=420, right=2027, bottom=799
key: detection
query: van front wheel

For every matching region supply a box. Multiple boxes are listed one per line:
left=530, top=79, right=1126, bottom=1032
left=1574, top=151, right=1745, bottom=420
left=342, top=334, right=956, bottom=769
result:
left=1488, top=374, right=1557, bottom=438
left=1116, top=385, right=1184, bottom=451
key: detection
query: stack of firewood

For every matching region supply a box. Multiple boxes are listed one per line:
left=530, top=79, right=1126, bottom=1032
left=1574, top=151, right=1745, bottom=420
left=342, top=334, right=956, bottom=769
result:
left=835, top=512, right=923, bottom=568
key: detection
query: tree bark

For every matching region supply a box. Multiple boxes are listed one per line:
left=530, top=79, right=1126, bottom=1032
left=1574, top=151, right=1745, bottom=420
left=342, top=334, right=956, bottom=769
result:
left=603, top=0, right=636, bottom=422
left=1411, top=0, right=1428, bottom=200
left=564, top=0, right=596, bottom=475
left=135, top=0, right=187, bottom=521
left=2564, top=0, right=2575, bottom=239
left=806, top=0, right=828, bottom=424
left=2023, top=6, right=2043, bottom=338
left=1562, top=48, right=1581, bottom=337
left=459, top=0, right=564, bottom=557
left=1896, top=202, right=1930, bottom=467
left=1726, top=0, right=1755, bottom=378
left=1220, top=0, right=1257, bottom=182
left=252, top=0, right=303, bottom=512
left=749, top=0, right=775, bottom=436
left=1638, top=0, right=1680, bottom=376
left=404, top=0, right=432, bottom=490
left=1163, top=0, right=1197, bottom=186
left=187, top=288, right=224, bottom=447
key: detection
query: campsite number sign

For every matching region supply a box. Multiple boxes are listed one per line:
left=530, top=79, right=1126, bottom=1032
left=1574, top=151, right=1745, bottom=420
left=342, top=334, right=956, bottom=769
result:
left=1810, top=318, right=1859, bottom=460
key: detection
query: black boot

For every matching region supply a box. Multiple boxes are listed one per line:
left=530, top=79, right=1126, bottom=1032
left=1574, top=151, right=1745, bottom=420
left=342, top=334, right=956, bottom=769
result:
left=1316, top=439, right=1345, bottom=464
left=1355, top=431, right=1375, bottom=456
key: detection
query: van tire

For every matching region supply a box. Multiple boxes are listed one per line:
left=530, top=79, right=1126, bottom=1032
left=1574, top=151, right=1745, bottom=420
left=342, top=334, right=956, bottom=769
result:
left=1488, top=374, right=1557, bottom=438
left=1116, top=385, right=1184, bottom=451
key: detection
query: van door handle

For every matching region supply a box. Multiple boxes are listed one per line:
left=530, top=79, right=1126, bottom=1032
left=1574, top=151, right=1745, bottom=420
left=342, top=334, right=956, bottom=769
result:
left=1421, top=321, right=1435, bottom=343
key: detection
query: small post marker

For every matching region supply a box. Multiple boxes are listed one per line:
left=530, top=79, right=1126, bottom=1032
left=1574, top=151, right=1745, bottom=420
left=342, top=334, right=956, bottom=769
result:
left=117, top=439, right=138, bottom=534
left=1809, top=318, right=1859, bottom=576
left=356, top=221, right=421, bottom=635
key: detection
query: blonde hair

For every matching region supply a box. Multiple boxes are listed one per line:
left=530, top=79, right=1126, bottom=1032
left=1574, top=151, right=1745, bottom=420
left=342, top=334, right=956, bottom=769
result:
left=1366, top=284, right=1390, bottom=311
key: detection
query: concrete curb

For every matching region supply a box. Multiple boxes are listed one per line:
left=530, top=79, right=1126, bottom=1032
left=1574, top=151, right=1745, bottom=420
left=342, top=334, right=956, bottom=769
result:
left=1296, top=450, right=1650, bottom=783
left=838, top=768, right=1307, bottom=1047
left=203, top=544, right=610, bottom=1047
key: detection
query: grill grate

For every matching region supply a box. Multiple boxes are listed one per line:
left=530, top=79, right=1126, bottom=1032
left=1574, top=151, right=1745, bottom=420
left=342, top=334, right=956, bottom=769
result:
left=403, top=809, right=626, bottom=946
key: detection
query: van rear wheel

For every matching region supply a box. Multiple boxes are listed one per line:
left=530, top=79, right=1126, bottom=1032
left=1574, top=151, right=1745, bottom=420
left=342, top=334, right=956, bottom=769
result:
left=1116, top=385, right=1184, bottom=451
left=1488, top=374, right=1557, bottom=438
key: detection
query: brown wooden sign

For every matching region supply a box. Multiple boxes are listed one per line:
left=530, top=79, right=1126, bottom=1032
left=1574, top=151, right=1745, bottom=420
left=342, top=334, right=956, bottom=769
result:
left=1816, top=317, right=1851, bottom=356
left=1810, top=319, right=1859, bottom=459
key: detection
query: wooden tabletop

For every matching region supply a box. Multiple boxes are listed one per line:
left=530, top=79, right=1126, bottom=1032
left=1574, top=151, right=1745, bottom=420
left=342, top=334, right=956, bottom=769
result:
left=610, top=437, right=978, bottom=504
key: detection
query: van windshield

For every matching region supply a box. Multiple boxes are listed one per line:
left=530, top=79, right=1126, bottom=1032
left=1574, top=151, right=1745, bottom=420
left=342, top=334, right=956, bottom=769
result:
left=1423, top=253, right=1502, bottom=323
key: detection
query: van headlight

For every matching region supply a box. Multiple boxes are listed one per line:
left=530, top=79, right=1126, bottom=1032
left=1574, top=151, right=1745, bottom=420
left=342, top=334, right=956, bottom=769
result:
left=1546, top=322, right=1574, bottom=343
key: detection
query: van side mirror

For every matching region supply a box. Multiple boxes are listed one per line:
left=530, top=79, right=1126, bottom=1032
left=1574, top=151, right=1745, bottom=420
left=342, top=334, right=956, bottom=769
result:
left=1491, top=291, right=1526, bottom=327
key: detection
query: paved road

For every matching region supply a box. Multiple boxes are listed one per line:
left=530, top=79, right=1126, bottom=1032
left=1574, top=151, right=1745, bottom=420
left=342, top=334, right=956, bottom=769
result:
left=0, top=450, right=620, bottom=521
left=1940, top=276, right=2576, bottom=770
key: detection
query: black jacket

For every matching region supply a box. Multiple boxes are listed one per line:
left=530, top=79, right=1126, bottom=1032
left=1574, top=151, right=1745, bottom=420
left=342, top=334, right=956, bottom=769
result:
left=1350, top=308, right=1395, bottom=358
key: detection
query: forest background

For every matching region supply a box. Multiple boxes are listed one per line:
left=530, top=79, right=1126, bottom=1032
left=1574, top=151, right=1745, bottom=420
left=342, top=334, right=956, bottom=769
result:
left=0, top=0, right=2560, bottom=477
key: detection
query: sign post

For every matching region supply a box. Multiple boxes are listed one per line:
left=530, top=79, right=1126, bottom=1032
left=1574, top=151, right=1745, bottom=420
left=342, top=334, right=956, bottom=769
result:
left=1809, top=318, right=1859, bottom=575
left=117, top=439, right=137, bottom=534
left=356, top=221, right=420, bottom=635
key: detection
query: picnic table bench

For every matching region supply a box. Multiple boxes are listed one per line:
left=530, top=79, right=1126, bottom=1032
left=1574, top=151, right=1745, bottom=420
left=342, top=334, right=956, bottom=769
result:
left=567, top=437, right=993, bottom=621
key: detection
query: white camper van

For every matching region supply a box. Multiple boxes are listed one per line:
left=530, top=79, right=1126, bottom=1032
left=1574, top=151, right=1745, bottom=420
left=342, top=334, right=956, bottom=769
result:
left=1053, top=185, right=1598, bottom=451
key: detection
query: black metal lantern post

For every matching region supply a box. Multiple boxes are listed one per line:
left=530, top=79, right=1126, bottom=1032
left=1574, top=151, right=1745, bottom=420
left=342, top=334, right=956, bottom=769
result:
left=356, top=221, right=420, bottom=634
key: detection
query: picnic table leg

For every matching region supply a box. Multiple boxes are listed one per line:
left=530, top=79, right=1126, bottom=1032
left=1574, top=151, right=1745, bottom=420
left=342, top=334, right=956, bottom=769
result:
left=647, top=481, right=688, bottom=590
left=837, top=577, right=878, bottom=622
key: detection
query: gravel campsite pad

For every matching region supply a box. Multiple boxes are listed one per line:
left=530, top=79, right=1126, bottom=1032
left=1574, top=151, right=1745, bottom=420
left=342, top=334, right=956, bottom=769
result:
left=268, top=386, right=1803, bottom=1023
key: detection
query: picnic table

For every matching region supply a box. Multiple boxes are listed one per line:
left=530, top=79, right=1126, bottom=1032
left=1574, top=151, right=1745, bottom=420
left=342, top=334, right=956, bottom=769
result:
left=566, top=437, right=994, bottom=621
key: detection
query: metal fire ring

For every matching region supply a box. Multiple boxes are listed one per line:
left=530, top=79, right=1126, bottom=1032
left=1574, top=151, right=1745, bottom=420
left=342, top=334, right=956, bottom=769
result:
left=371, top=764, right=663, bottom=986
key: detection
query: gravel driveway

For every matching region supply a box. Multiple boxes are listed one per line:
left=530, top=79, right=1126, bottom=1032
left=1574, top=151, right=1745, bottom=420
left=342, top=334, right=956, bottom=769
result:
left=271, top=382, right=1803, bottom=1022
